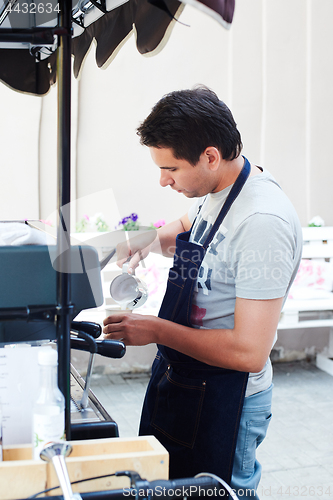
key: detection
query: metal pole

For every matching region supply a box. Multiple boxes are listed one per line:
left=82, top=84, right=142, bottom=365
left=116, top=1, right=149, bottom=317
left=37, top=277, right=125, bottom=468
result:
left=56, top=0, right=72, bottom=440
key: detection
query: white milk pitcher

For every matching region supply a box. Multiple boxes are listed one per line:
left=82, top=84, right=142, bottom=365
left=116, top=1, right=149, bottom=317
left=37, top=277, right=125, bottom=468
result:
left=110, top=262, right=148, bottom=309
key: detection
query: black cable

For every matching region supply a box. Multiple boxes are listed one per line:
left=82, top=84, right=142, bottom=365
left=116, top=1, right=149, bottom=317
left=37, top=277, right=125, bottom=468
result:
left=29, top=473, right=223, bottom=499
left=28, top=473, right=117, bottom=498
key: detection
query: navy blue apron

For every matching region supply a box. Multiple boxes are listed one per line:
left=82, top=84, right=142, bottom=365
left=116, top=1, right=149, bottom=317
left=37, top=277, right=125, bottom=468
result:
left=139, top=157, right=251, bottom=483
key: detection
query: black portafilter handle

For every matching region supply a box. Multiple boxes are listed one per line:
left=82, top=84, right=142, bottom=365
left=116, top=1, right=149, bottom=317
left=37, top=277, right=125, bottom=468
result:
left=71, top=321, right=102, bottom=339
left=70, top=336, right=126, bottom=359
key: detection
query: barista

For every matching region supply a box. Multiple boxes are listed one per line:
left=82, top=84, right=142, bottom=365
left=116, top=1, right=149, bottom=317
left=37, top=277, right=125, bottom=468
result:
left=103, top=87, right=302, bottom=498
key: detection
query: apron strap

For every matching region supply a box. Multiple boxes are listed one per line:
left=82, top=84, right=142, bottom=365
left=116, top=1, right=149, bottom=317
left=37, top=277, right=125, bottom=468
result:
left=202, top=156, right=251, bottom=250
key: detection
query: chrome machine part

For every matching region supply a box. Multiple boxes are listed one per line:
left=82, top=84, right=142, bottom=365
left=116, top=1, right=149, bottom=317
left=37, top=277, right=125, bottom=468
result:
left=40, top=442, right=82, bottom=500
left=80, top=352, right=95, bottom=409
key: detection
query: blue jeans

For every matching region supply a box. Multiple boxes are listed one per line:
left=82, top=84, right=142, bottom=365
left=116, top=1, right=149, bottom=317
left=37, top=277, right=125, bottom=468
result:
left=230, top=384, right=273, bottom=499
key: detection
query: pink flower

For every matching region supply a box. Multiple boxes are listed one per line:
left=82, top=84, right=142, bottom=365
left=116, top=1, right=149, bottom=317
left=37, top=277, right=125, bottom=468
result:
left=40, top=219, right=53, bottom=227
left=153, top=219, right=166, bottom=228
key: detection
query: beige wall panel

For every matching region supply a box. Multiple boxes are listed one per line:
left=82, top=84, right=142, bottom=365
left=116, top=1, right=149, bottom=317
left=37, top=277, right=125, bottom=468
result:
left=75, top=6, right=232, bottom=227
left=39, top=75, right=79, bottom=225
left=264, top=0, right=308, bottom=225
left=231, top=0, right=263, bottom=163
left=0, top=85, right=41, bottom=220
left=309, top=0, right=333, bottom=225
left=39, top=89, right=57, bottom=222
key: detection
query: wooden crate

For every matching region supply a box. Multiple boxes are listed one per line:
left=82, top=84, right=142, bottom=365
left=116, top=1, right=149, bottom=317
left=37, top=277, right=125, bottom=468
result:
left=1, top=436, right=169, bottom=499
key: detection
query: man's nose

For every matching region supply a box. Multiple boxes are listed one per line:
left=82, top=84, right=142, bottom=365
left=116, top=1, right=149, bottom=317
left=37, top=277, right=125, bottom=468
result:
left=160, top=170, right=174, bottom=187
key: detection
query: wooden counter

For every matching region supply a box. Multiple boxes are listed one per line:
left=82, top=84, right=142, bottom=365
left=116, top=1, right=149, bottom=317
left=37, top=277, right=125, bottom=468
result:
left=1, top=436, right=169, bottom=499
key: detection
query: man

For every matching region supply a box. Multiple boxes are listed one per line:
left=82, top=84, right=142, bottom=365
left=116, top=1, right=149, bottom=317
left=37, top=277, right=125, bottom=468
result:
left=103, top=86, right=302, bottom=498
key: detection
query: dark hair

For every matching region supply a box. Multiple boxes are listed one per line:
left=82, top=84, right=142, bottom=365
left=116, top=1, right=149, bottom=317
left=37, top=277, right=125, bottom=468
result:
left=136, top=86, right=242, bottom=165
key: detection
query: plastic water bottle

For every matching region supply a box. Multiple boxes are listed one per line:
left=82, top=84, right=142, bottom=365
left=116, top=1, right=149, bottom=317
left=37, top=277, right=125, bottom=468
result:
left=32, top=347, right=65, bottom=460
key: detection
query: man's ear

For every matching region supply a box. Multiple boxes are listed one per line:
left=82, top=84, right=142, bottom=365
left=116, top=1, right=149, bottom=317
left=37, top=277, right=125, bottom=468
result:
left=203, top=147, right=221, bottom=171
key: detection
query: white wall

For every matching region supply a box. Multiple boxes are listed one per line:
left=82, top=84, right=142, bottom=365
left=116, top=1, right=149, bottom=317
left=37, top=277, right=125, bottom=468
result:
left=1, top=0, right=333, bottom=228
left=0, top=85, right=41, bottom=220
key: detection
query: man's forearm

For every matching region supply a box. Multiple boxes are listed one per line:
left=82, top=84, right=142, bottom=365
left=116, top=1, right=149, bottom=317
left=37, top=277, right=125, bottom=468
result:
left=103, top=311, right=251, bottom=370
left=103, top=297, right=281, bottom=372
left=153, top=318, right=258, bottom=372
left=151, top=218, right=187, bottom=258
left=153, top=297, right=282, bottom=372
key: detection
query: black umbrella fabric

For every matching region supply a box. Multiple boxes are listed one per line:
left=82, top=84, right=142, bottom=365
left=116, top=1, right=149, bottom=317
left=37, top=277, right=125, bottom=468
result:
left=0, top=0, right=235, bottom=95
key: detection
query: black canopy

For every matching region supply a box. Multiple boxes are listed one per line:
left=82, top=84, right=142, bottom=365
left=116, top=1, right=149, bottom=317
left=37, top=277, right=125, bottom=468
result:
left=0, top=0, right=235, bottom=95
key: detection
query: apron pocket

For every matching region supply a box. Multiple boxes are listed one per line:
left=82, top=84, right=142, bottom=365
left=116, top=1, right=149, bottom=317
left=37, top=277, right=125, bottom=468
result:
left=151, top=367, right=206, bottom=448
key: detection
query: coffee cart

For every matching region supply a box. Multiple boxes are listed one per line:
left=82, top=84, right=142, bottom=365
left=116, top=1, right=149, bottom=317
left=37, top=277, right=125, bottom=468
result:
left=0, top=1, right=236, bottom=498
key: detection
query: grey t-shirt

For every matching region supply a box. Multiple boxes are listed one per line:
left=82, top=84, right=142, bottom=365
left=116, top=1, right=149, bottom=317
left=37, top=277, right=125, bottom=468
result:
left=188, top=168, right=302, bottom=397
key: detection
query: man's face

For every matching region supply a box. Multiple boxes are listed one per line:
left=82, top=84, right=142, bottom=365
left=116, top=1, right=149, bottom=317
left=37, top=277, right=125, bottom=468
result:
left=150, top=147, right=215, bottom=198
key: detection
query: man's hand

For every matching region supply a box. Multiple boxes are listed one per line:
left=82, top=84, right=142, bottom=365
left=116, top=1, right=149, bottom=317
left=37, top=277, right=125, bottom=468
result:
left=103, top=312, right=159, bottom=345
left=116, top=245, right=152, bottom=273
left=115, top=232, right=156, bottom=272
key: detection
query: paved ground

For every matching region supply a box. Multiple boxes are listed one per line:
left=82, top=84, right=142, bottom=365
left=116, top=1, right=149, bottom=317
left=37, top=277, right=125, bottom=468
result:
left=90, top=360, right=333, bottom=500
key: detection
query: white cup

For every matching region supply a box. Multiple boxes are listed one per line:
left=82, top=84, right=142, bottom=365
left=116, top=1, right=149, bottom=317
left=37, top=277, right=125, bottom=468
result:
left=109, top=262, right=148, bottom=310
